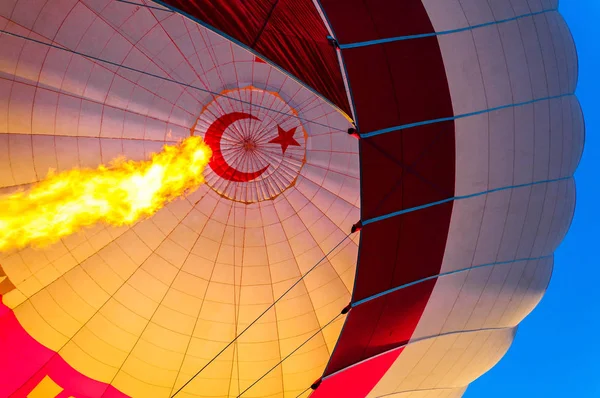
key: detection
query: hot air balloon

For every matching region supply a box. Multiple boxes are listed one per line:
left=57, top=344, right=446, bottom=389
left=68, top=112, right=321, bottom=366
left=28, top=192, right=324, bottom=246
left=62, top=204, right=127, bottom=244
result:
left=0, top=0, right=583, bottom=397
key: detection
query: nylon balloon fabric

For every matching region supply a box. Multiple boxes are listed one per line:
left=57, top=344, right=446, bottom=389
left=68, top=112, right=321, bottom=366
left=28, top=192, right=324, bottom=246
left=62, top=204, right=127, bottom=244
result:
left=0, top=1, right=583, bottom=397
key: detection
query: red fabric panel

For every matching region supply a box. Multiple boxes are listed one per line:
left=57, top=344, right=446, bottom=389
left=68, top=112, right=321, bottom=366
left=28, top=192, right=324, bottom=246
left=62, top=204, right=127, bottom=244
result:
left=324, top=279, right=437, bottom=374
left=320, top=0, right=434, bottom=44
left=160, top=0, right=351, bottom=115
left=360, top=121, right=455, bottom=221
left=362, top=279, right=438, bottom=358
left=341, top=44, right=401, bottom=131
left=352, top=204, right=453, bottom=302
left=312, top=347, right=403, bottom=398
left=0, top=298, right=129, bottom=397
left=341, top=37, right=454, bottom=133
left=315, top=0, right=457, bottom=388
left=326, top=299, right=385, bottom=373
left=0, top=305, right=51, bottom=396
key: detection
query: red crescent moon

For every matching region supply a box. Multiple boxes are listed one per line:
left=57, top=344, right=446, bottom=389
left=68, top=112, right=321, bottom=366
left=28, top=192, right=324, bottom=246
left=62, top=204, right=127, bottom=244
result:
left=204, top=112, right=269, bottom=182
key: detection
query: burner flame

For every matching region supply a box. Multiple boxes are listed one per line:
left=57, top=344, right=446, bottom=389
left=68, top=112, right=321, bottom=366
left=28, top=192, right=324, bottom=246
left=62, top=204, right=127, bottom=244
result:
left=0, top=136, right=212, bottom=251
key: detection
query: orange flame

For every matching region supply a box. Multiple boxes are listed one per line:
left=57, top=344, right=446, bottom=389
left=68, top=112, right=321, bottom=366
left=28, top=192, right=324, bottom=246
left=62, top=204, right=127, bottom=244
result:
left=0, top=136, right=212, bottom=251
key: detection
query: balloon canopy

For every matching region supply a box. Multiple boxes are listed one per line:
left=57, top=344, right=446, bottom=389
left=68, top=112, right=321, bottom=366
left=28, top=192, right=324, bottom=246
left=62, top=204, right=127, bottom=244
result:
left=0, top=0, right=583, bottom=397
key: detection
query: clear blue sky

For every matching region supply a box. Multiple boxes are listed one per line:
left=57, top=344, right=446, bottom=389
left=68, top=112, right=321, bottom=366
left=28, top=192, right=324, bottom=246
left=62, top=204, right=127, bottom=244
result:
left=467, top=2, right=599, bottom=397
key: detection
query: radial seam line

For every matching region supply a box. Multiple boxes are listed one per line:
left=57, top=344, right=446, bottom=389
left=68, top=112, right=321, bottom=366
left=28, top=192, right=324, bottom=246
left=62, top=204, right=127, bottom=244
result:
left=171, top=234, right=351, bottom=397
left=0, top=29, right=346, bottom=133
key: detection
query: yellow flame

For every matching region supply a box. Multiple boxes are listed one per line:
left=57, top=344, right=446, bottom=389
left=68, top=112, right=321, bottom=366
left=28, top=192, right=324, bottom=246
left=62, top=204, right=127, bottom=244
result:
left=0, top=136, right=212, bottom=252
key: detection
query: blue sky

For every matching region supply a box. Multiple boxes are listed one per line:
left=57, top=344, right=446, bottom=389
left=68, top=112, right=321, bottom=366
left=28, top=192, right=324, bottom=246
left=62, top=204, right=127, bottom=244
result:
left=466, top=2, right=600, bottom=397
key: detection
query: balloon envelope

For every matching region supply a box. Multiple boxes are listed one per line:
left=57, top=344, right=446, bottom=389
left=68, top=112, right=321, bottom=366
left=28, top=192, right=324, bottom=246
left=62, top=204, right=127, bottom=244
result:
left=0, top=0, right=583, bottom=397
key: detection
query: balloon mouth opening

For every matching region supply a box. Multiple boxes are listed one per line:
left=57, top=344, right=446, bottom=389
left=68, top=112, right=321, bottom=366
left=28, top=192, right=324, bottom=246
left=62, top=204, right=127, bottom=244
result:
left=198, top=86, right=308, bottom=204
left=242, top=139, right=258, bottom=152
